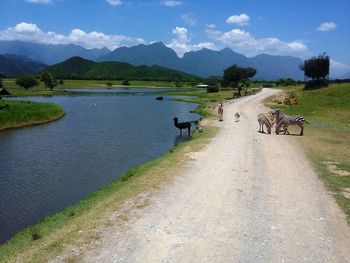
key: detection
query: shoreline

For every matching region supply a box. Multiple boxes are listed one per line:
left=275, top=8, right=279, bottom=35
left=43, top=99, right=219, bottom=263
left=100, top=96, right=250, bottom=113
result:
left=0, top=111, right=65, bottom=132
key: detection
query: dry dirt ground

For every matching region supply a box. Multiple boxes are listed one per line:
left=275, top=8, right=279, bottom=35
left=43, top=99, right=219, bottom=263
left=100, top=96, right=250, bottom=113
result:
left=56, top=88, right=350, bottom=262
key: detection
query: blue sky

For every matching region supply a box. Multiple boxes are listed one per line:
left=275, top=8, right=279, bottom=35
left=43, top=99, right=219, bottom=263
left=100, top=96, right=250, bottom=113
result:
left=1, top=0, right=349, bottom=76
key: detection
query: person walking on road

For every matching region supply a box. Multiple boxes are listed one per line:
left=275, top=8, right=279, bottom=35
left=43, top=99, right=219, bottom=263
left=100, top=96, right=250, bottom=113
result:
left=218, top=102, right=224, bottom=121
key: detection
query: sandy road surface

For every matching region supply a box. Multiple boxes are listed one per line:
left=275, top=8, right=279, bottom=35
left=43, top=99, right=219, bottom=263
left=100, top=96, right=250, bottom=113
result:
left=73, top=88, right=350, bottom=262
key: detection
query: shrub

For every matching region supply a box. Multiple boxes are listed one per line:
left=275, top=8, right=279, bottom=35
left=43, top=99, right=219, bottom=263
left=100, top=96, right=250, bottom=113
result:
left=122, top=80, right=130, bottom=86
left=206, top=86, right=219, bottom=93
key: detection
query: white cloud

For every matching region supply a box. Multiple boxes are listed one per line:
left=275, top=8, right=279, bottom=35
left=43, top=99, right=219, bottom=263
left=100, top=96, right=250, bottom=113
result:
left=206, top=26, right=308, bottom=57
left=166, top=26, right=218, bottom=57
left=0, top=22, right=144, bottom=50
left=330, top=59, right=350, bottom=78
left=317, top=22, right=337, bottom=31
left=226, top=14, right=250, bottom=26
left=162, top=0, right=182, bottom=7
left=14, top=22, right=40, bottom=34
left=181, top=13, right=197, bottom=26
left=26, top=0, right=53, bottom=3
left=106, top=0, right=122, bottom=6
left=206, top=24, right=216, bottom=29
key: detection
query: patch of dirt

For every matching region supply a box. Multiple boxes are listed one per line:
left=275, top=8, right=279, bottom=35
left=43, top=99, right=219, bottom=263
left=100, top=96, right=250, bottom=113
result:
left=342, top=188, right=350, bottom=199
left=326, top=162, right=350, bottom=177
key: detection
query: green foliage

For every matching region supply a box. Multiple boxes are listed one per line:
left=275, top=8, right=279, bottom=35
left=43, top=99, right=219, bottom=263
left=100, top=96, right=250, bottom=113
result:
left=0, top=100, right=64, bottom=130
left=174, top=80, right=182, bottom=87
left=40, top=71, right=57, bottom=90
left=121, top=169, right=136, bottom=181
left=276, top=77, right=297, bottom=86
left=121, top=79, right=130, bottom=86
left=106, top=81, right=113, bottom=88
left=44, top=56, right=201, bottom=82
left=204, top=76, right=221, bottom=93
left=300, top=53, right=330, bottom=89
left=223, top=65, right=256, bottom=96
left=15, top=75, right=39, bottom=90
left=0, top=75, right=3, bottom=88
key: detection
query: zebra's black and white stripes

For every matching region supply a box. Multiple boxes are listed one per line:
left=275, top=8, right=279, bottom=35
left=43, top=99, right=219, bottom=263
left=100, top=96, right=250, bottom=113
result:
left=257, top=113, right=272, bottom=134
left=273, top=109, right=310, bottom=136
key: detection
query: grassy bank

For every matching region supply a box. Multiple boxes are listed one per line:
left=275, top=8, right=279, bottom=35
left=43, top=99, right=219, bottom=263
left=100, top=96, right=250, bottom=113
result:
left=267, top=83, right=350, bottom=222
left=157, top=87, right=261, bottom=118
left=3, top=78, right=198, bottom=91
left=0, top=87, right=240, bottom=262
left=0, top=100, right=65, bottom=130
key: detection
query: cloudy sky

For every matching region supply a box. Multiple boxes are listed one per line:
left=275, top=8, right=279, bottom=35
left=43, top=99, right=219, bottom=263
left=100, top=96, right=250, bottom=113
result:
left=1, top=0, right=349, bottom=76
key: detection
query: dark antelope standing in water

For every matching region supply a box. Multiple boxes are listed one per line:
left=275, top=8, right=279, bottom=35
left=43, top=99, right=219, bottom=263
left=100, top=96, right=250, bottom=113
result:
left=173, top=117, right=191, bottom=135
left=273, top=109, right=310, bottom=136
left=257, top=113, right=272, bottom=134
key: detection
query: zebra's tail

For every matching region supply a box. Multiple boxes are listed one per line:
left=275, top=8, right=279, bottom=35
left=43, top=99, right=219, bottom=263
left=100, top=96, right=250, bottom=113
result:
left=305, top=119, right=311, bottom=125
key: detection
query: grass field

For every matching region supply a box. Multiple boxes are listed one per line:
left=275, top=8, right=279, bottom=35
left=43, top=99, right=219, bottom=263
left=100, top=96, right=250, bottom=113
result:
left=267, top=83, right=350, bottom=222
left=0, top=100, right=65, bottom=130
left=3, top=78, right=198, bottom=90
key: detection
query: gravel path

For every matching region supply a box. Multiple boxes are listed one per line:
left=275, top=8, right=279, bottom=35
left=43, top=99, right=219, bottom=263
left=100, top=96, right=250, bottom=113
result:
left=77, top=88, right=350, bottom=262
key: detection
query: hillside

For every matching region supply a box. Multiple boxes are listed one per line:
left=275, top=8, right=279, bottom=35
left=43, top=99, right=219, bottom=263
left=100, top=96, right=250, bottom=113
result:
left=44, top=56, right=201, bottom=81
left=0, top=54, right=47, bottom=77
left=250, top=54, right=303, bottom=80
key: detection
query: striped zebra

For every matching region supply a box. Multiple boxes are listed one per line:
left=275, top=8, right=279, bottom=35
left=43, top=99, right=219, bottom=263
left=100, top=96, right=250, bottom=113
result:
left=273, top=109, right=310, bottom=136
left=257, top=113, right=272, bottom=134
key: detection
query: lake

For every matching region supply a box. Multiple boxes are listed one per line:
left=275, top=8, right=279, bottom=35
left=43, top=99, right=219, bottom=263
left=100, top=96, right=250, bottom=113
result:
left=0, top=92, right=200, bottom=244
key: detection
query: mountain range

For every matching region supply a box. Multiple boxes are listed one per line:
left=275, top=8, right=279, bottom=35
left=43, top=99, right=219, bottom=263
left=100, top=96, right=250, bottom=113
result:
left=0, top=40, right=305, bottom=80
left=99, top=42, right=304, bottom=80
left=341, top=71, right=350, bottom=79
left=0, top=54, right=47, bottom=77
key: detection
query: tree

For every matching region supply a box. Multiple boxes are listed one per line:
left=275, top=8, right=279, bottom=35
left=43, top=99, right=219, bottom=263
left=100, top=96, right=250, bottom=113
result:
left=300, top=53, right=329, bottom=89
left=40, top=71, right=57, bottom=90
left=204, top=76, right=221, bottom=93
left=0, top=75, right=3, bottom=88
left=106, top=81, right=113, bottom=88
left=58, top=79, right=64, bottom=87
left=175, top=80, right=183, bottom=87
left=122, top=79, right=130, bottom=86
left=223, top=65, right=256, bottom=96
left=276, top=78, right=297, bottom=87
left=16, top=75, right=39, bottom=90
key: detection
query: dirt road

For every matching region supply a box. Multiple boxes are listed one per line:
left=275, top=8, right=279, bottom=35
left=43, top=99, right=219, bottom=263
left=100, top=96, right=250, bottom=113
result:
left=76, top=88, right=350, bottom=262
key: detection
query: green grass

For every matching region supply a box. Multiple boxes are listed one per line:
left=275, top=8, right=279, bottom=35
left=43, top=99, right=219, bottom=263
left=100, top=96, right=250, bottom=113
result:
left=3, top=78, right=199, bottom=91
left=0, top=100, right=65, bottom=130
left=268, top=83, right=350, bottom=222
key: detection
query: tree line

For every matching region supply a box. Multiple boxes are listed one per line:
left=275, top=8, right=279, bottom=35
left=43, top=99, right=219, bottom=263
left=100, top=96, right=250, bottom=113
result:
left=15, top=72, right=64, bottom=90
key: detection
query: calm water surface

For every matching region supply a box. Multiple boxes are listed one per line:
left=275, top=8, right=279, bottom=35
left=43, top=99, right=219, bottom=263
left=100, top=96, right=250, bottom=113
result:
left=0, top=93, right=199, bottom=243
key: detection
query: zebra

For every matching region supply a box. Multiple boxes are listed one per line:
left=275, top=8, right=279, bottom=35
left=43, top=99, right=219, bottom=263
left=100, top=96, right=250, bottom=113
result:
left=257, top=113, right=272, bottom=134
left=273, top=109, right=310, bottom=136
